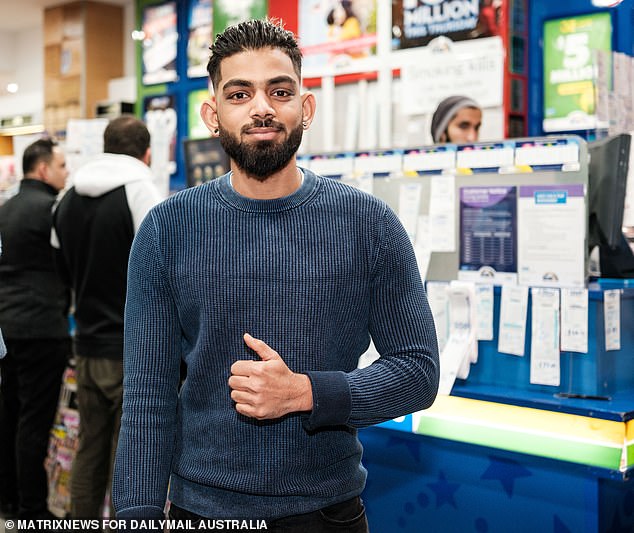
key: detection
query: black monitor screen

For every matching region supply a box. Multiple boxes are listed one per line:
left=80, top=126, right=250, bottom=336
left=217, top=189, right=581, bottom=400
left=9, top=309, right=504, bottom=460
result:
left=183, top=137, right=230, bottom=188
left=588, top=133, right=631, bottom=250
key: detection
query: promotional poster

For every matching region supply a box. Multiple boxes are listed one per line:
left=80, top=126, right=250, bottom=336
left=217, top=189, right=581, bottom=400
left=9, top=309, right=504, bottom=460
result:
left=187, top=0, right=213, bottom=78
left=543, top=12, right=612, bottom=132
left=299, top=0, right=377, bottom=71
left=392, top=0, right=503, bottom=50
left=141, top=1, right=178, bottom=85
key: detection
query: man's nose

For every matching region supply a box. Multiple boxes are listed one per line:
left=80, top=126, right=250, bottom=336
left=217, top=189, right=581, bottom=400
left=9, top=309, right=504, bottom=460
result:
left=250, top=91, right=275, bottom=120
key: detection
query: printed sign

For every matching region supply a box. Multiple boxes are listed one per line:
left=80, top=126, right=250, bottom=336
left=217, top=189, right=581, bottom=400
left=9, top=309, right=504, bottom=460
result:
left=543, top=12, right=612, bottom=132
left=392, top=0, right=503, bottom=50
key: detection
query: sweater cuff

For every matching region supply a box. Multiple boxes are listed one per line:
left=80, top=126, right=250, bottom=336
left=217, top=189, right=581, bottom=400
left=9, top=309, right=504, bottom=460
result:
left=116, top=505, right=165, bottom=520
left=302, top=371, right=351, bottom=431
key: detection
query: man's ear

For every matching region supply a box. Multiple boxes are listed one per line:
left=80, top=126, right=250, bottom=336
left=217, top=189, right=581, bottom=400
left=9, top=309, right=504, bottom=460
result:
left=142, top=147, right=151, bottom=166
left=36, top=161, right=49, bottom=181
left=300, top=92, right=316, bottom=130
left=200, top=98, right=219, bottom=136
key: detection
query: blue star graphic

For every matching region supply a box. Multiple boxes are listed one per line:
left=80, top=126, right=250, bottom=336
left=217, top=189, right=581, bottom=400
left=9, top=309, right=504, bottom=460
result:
left=553, top=515, right=573, bottom=533
left=386, top=435, right=422, bottom=462
left=481, top=456, right=532, bottom=497
left=427, top=471, right=460, bottom=508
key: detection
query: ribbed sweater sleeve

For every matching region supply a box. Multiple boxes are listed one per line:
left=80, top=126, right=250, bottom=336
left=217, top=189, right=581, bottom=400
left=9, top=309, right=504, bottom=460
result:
left=304, top=207, right=439, bottom=430
left=113, top=213, right=181, bottom=519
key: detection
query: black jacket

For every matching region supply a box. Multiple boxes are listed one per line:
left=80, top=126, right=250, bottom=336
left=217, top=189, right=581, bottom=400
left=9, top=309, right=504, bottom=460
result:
left=0, top=179, right=70, bottom=339
left=52, top=153, right=161, bottom=359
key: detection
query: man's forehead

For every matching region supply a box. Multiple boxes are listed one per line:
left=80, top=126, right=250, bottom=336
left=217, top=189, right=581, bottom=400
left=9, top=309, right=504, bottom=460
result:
left=217, top=48, right=299, bottom=87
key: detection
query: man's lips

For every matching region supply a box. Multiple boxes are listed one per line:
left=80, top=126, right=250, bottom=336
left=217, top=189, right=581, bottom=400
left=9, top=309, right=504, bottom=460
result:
left=244, top=126, right=283, bottom=140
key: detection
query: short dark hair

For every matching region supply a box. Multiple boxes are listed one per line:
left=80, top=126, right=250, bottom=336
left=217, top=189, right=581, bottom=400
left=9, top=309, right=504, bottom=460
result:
left=207, top=18, right=302, bottom=91
left=103, top=115, right=150, bottom=159
left=23, top=138, right=57, bottom=176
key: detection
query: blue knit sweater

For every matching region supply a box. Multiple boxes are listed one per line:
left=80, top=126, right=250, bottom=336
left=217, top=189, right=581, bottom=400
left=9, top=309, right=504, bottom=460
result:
left=113, top=169, right=439, bottom=520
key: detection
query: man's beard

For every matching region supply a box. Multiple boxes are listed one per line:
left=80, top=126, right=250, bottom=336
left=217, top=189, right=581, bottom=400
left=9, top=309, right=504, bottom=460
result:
left=218, top=118, right=303, bottom=182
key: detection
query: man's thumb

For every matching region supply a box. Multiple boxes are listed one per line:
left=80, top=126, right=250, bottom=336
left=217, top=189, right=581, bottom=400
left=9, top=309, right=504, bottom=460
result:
left=243, top=333, right=281, bottom=361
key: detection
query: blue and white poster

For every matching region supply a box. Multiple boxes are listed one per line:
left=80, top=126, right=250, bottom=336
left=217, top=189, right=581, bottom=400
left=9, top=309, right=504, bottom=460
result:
left=459, top=186, right=517, bottom=284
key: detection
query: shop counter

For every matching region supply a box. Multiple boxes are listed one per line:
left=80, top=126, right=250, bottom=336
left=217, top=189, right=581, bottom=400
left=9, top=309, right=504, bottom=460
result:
left=360, top=396, right=633, bottom=533
left=359, top=281, right=634, bottom=532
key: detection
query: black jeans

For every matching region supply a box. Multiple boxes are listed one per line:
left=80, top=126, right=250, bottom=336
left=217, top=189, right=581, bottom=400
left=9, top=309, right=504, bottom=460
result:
left=0, top=338, right=69, bottom=518
left=169, top=497, right=369, bottom=533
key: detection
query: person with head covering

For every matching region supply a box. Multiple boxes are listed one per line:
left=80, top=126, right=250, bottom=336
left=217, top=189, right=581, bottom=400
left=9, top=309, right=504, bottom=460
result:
left=431, top=95, right=482, bottom=144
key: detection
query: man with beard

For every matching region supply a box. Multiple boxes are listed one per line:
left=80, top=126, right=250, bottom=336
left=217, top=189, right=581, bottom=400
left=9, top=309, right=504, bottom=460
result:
left=113, top=19, right=439, bottom=533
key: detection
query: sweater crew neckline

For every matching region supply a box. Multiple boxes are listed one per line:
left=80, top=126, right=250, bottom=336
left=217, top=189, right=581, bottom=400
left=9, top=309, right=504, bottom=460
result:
left=216, top=167, right=319, bottom=213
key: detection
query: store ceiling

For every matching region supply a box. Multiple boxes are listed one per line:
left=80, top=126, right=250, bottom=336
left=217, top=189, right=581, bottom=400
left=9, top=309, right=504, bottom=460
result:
left=0, top=0, right=132, bottom=32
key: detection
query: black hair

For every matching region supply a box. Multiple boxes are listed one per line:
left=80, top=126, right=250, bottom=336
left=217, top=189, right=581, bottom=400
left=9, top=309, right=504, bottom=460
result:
left=22, top=138, right=56, bottom=176
left=104, top=115, right=150, bottom=159
left=207, top=18, right=302, bottom=90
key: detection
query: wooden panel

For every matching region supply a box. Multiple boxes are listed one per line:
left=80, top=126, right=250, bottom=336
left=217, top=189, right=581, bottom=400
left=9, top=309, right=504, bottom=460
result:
left=0, top=137, right=13, bottom=156
left=44, top=77, right=61, bottom=107
left=63, top=2, right=83, bottom=39
left=44, top=44, right=62, bottom=77
left=44, top=6, right=64, bottom=46
left=60, top=38, right=82, bottom=77
left=58, top=76, right=81, bottom=105
left=84, top=2, right=123, bottom=118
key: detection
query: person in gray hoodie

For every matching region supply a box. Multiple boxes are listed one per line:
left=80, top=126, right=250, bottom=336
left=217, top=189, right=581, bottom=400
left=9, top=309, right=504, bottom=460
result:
left=51, top=115, right=163, bottom=519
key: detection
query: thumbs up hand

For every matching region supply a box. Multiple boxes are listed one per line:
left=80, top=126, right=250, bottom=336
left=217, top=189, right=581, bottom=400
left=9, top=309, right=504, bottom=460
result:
left=229, top=333, right=313, bottom=420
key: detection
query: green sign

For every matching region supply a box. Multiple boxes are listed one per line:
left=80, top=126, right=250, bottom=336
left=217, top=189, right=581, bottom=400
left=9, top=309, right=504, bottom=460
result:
left=543, top=12, right=612, bottom=132
left=213, top=0, right=268, bottom=38
left=188, top=88, right=211, bottom=139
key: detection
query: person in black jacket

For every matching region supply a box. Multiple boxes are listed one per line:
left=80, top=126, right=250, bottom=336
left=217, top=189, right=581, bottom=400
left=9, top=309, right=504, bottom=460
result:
left=0, top=138, right=70, bottom=520
left=51, top=116, right=162, bottom=519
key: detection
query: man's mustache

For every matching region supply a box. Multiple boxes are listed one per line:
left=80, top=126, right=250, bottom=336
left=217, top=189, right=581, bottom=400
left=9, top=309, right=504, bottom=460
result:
left=242, top=118, right=286, bottom=132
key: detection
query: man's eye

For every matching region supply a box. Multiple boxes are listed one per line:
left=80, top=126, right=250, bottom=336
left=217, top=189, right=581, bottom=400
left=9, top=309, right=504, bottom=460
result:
left=229, top=92, right=248, bottom=100
left=273, top=89, right=291, bottom=97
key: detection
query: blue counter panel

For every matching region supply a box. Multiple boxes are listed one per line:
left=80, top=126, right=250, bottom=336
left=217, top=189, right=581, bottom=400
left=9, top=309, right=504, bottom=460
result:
left=452, top=284, right=634, bottom=401
left=360, top=427, right=634, bottom=533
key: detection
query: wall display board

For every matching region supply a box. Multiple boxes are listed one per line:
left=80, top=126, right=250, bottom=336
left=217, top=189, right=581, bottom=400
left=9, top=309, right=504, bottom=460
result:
left=133, top=0, right=529, bottom=191
left=187, top=0, right=213, bottom=78
left=299, top=0, right=377, bottom=71
left=527, top=0, right=634, bottom=137
left=543, top=12, right=612, bottom=133
left=141, top=1, right=179, bottom=85
left=305, top=135, right=588, bottom=286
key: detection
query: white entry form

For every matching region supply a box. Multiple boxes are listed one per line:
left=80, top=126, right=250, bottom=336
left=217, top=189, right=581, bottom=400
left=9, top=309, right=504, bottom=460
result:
left=429, top=174, right=456, bottom=252
left=604, top=289, right=621, bottom=351
left=561, top=288, right=589, bottom=353
left=530, top=288, right=561, bottom=387
left=498, top=285, right=529, bottom=356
